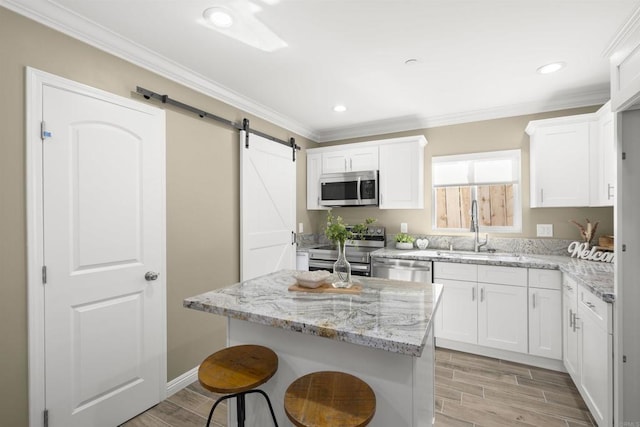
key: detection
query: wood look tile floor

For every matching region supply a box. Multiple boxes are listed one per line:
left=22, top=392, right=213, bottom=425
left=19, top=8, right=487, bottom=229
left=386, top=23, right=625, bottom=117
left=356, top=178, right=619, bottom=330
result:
left=122, top=348, right=595, bottom=427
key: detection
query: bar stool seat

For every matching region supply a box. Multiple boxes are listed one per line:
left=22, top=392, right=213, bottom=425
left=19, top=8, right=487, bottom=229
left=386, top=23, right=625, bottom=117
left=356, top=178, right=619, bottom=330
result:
left=198, top=344, right=278, bottom=427
left=284, top=371, right=376, bottom=427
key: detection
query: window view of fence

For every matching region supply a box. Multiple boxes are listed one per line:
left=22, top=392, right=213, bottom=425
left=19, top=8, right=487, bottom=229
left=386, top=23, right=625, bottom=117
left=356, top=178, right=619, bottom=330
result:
left=435, top=184, right=515, bottom=229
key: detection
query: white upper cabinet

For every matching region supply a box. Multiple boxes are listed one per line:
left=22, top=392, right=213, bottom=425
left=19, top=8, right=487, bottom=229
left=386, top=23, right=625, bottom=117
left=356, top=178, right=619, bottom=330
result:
left=306, top=135, right=427, bottom=210
left=321, top=146, right=378, bottom=173
left=306, top=152, right=328, bottom=210
left=527, top=117, right=591, bottom=207
left=590, top=102, right=616, bottom=207
left=378, top=136, right=426, bottom=209
left=608, top=21, right=640, bottom=111
left=526, top=103, right=615, bottom=208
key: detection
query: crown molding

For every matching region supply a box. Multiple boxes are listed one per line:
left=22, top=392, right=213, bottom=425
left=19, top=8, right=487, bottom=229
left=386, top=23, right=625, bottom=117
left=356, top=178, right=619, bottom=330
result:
left=602, top=3, right=640, bottom=59
left=313, top=88, right=609, bottom=142
left=1, top=0, right=318, bottom=141
left=1, top=0, right=613, bottom=145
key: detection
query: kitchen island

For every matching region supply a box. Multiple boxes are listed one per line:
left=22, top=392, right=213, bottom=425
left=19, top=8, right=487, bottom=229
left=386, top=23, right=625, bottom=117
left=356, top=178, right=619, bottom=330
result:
left=184, top=269, right=442, bottom=426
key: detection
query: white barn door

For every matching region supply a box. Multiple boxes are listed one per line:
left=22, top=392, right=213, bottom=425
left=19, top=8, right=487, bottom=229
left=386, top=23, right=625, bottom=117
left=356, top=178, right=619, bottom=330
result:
left=240, top=131, right=296, bottom=281
left=27, top=68, right=166, bottom=427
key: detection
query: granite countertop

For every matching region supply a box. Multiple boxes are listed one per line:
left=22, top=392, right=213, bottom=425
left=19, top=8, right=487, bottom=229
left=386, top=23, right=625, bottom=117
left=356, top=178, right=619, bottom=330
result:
left=371, top=248, right=615, bottom=303
left=184, top=269, right=442, bottom=357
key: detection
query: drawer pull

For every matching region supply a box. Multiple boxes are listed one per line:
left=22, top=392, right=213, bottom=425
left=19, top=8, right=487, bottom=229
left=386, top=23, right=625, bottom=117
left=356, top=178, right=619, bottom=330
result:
left=532, top=293, right=536, bottom=309
left=569, top=308, right=574, bottom=328
left=472, top=287, right=476, bottom=301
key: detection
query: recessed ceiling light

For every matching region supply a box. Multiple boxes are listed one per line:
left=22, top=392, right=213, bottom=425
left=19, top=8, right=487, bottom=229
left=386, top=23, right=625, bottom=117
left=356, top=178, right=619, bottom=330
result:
left=537, top=62, right=566, bottom=74
left=203, top=7, right=234, bottom=29
left=333, top=105, right=347, bottom=113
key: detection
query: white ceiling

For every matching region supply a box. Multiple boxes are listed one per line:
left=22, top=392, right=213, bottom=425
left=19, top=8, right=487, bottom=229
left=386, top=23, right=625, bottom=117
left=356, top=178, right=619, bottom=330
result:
left=4, top=0, right=639, bottom=142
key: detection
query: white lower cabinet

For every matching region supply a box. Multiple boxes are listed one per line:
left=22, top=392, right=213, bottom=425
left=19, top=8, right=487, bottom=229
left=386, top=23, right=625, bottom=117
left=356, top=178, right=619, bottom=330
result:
left=563, top=274, right=613, bottom=426
left=434, top=278, right=477, bottom=344
left=563, top=276, right=579, bottom=378
left=529, top=269, right=562, bottom=360
left=435, top=262, right=528, bottom=354
left=478, top=282, right=528, bottom=353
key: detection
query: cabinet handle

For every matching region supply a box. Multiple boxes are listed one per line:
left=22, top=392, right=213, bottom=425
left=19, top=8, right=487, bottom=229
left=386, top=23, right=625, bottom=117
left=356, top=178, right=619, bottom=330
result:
left=344, top=158, right=348, bottom=171
left=472, top=287, right=476, bottom=301
left=569, top=308, right=574, bottom=328
left=608, top=183, right=614, bottom=200
left=573, top=314, right=580, bottom=332
left=532, top=293, right=536, bottom=309
left=541, top=188, right=544, bottom=204
left=350, top=158, right=353, bottom=170
left=480, top=287, right=484, bottom=302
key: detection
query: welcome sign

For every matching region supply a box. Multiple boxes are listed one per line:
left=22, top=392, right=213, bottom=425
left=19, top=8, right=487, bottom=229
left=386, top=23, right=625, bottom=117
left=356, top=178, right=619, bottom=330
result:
left=568, top=241, right=615, bottom=263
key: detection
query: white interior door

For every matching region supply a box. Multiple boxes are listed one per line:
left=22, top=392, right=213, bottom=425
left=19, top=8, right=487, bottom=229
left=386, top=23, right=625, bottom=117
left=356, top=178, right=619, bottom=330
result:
left=27, top=68, right=166, bottom=427
left=240, top=131, right=296, bottom=281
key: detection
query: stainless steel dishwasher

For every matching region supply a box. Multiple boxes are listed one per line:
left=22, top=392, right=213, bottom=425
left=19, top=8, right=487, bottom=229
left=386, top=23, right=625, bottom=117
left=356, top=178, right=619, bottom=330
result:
left=371, top=257, right=433, bottom=284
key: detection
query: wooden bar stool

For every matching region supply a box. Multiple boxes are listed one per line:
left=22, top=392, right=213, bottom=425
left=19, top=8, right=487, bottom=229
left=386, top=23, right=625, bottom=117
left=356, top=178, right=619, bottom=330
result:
left=284, top=371, right=376, bottom=427
left=198, top=344, right=279, bottom=427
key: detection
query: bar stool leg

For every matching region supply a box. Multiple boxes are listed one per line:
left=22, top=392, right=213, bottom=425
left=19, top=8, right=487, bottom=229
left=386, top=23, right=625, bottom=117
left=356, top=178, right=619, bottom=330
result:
left=205, top=390, right=279, bottom=427
left=237, top=393, right=245, bottom=427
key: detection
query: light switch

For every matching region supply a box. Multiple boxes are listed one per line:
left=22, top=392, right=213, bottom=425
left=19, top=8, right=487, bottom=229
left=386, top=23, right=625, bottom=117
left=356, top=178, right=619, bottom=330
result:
left=400, top=223, right=408, bottom=233
left=537, top=224, right=553, bottom=237
left=298, top=222, right=304, bottom=233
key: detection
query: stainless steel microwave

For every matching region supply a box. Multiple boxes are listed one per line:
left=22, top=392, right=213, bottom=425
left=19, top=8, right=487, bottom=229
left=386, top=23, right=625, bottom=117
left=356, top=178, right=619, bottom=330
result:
left=319, top=170, right=379, bottom=207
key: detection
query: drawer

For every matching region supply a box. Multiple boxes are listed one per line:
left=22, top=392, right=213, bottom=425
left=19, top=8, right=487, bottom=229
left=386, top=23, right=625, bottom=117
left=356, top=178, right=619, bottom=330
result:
left=579, top=284, right=612, bottom=333
left=433, top=262, right=477, bottom=282
left=477, top=265, right=527, bottom=287
left=529, top=268, right=561, bottom=290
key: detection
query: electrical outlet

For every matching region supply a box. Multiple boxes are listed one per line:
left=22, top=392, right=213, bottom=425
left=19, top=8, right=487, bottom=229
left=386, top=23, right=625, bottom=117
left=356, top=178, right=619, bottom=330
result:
left=400, top=223, right=408, bottom=233
left=298, top=222, right=304, bottom=233
left=537, top=224, right=553, bottom=237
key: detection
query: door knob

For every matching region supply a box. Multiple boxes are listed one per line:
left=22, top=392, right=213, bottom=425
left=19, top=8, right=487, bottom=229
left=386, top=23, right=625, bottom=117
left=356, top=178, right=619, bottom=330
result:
left=145, top=271, right=159, bottom=281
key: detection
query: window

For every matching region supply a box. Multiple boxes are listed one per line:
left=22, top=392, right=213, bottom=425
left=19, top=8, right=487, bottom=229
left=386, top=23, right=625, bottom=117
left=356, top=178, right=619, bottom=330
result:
left=432, top=149, right=521, bottom=232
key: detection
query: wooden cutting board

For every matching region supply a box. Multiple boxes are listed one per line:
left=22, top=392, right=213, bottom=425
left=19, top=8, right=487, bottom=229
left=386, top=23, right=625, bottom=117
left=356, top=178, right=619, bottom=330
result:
left=289, top=282, right=362, bottom=294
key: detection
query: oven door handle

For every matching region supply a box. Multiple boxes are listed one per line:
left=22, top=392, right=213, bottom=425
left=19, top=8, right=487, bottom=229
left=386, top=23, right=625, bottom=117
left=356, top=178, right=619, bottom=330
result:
left=357, top=176, right=362, bottom=205
left=309, top=260, right=369, bottom=272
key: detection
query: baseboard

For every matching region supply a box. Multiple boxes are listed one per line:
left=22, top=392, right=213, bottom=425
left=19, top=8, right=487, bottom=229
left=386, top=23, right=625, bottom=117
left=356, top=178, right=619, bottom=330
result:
left=436, top=338, right=566, bottom=372
left=166, top=365, right=199, bottom=397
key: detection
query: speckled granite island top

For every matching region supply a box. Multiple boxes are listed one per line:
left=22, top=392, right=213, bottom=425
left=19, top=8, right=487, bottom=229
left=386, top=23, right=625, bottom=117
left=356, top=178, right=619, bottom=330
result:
left=184, top=269, right=442, bottom=357
left=372, top=248, right=615, bottom=302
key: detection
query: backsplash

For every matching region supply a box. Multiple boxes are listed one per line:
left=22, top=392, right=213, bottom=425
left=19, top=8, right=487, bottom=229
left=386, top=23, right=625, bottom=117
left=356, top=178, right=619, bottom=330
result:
left=406, top=235, right=575, bottom=256
left=298, top=233, right=575, bottom=256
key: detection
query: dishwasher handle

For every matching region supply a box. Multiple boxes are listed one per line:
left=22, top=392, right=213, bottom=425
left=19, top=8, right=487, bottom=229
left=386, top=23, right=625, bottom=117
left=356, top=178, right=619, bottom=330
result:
left=371, top=258, right=431, bottom=270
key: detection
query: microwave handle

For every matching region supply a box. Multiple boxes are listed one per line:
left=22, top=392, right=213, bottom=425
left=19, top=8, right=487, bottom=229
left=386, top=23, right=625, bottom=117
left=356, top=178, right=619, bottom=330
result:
left=357, top=176, right=361, bottom=204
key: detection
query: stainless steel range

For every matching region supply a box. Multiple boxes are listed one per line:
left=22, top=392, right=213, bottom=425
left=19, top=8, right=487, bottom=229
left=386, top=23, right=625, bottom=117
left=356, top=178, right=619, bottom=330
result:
left=308, top=226, right=385, bottom=277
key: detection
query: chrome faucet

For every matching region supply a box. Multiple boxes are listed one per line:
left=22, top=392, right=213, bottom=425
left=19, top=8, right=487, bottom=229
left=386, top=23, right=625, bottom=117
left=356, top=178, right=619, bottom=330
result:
left=470, top=200, right=488, bottom=252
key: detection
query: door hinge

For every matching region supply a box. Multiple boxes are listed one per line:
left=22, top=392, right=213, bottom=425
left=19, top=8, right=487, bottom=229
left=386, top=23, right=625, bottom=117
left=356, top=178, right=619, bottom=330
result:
left=622, top=152, right=626, bottom=160
left=40, top=121, right=52, bottom=140
left=44, top=409, right=49, bottom=427
left=42, top=266, right=47, bottom=284
left=622, top=244, right=627, bottom=252
left=623, top=355, right=627, bottom=363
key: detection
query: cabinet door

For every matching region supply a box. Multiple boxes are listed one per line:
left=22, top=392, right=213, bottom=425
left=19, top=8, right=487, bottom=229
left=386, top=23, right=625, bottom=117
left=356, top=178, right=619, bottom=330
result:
left=578, top=307, right=611, bottom=426
left=306, top=153, right=328, bottom=210
left=434, top=279, right=477, bottom=344
left=563, top=278, right=579, bottom=380
left=598, top=108, right=616, bottom=206
left=528, top=288, right=562, bottom=360
left=322, top=151, right=349, bottom=173
left=478, top=283, right=527, bottom=353
left=349, top=146, right=379, bottom=171
left=378, top=140, right=424, bottom=209
left=529, top=122, right=590, bottom=207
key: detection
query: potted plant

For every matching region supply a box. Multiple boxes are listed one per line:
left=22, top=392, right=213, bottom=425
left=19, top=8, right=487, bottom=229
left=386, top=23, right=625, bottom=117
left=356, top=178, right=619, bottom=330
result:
left=395, top=232, right=415, bottom=250
left=325, top=211, right=376, bottom=287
